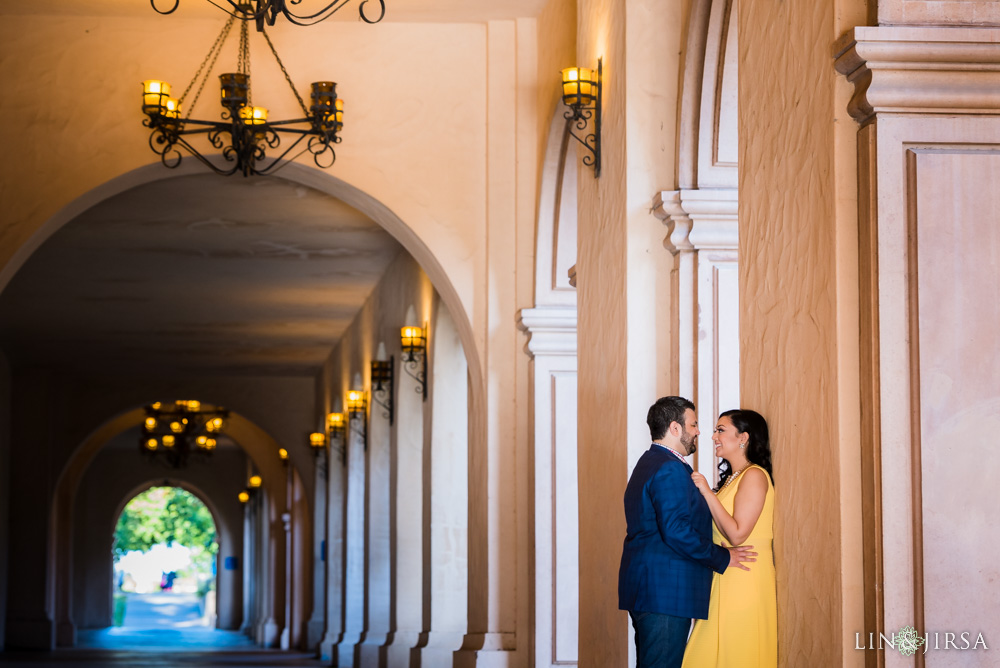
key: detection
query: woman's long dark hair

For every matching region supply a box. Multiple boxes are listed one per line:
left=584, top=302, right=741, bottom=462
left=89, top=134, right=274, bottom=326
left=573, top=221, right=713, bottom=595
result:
left=714, top=408, right=774, bottom=492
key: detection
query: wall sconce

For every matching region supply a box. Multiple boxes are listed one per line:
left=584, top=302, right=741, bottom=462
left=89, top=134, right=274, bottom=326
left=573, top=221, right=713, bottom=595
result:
left=346, top=389, right=367, bottom=417
left=560, top=58, right=603, bottom=177
left=327, top=412, right=345, bottom=436
left=400, top=322, right=428, bottom=400
left=347, top=389, right=368, bottom=449
left=308, top=432, right=327, bottom=457
left=326, top=412, right=346, bottom=463
left=248, top=474, right=262, bottom=490
left=278, top=447, right=289, bottom=464
left=370, top=354, right=394, bottom=425
left=238, top=490, right=250, bottom=504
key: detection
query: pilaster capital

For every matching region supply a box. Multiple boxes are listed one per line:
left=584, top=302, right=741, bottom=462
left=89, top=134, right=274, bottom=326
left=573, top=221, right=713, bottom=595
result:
left=653, top=188, right=738, bottom=253
left=516, top=306, right=577, bottom=358
left=652, top=190, right=694, bottom=255
left=834, top=26, right=1000, bottom=124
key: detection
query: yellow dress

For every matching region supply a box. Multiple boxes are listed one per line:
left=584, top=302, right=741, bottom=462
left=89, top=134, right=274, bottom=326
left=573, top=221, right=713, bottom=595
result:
left=682, top=465, right=777, bottom=668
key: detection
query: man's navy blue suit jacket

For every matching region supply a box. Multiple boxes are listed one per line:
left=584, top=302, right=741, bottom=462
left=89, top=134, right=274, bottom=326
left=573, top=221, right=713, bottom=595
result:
left=618, top=444, right=731, bottom=620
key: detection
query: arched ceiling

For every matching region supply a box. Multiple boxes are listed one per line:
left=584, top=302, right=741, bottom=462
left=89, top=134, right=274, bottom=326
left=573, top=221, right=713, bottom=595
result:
left=0, top=175, right=402, bottom=376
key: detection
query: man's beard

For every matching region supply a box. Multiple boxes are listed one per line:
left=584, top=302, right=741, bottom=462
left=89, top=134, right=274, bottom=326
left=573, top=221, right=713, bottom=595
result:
left=680, top=429, right=697, bottom=455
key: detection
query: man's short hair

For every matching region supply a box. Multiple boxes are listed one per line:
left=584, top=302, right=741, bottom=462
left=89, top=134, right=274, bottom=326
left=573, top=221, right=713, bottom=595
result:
left=647, top=396, right=696, bottom=441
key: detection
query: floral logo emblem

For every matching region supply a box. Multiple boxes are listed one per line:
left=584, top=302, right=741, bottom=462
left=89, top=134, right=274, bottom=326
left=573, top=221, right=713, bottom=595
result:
left=896, top=626, right=926, bottom=656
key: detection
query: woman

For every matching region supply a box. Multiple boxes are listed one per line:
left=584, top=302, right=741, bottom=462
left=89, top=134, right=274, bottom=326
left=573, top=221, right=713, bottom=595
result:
left=681, top=409, right=776, bottom=668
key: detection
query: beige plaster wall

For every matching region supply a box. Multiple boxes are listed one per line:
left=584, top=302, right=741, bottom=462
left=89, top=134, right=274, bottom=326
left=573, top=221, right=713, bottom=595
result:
left=0, top=13, right=490, bottom=361
left=575, top=0, right=686, bottom=664
left=738, top=0, right=865, bottom=665
left=535, top=0, right=577, bottom=181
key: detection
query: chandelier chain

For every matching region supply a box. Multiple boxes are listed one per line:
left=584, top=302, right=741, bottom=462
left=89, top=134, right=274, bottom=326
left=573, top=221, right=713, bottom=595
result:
left=180, top=15, right=237, bottom=113
left=239, top=21, right=253, bottom=107
left=261, top=28, right=310, bottom=117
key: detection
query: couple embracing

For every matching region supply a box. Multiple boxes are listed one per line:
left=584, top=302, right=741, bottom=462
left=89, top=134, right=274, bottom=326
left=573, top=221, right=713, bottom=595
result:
left=618, top=396, right=777, bottom=667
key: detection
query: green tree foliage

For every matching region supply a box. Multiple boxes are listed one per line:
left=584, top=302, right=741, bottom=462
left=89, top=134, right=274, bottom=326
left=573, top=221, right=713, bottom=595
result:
left=114, top=487, right=218, bottom=571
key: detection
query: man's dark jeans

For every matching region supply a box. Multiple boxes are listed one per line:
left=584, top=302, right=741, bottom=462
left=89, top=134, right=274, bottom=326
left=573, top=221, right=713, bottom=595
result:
left=630, top=610, right=691, bottom=668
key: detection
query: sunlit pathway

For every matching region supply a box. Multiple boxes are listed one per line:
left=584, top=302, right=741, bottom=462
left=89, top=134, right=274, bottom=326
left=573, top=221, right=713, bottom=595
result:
left=122, top=592, right=208, bottom=630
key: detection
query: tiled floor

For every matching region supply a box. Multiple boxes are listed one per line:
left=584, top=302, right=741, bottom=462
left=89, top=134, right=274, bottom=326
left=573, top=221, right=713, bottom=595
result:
left=0, top=629, right=328, bottom=667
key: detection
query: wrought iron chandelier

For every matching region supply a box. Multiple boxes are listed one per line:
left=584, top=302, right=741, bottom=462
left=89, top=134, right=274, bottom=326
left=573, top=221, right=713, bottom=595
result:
left=139, top=400, right=229, bottom=469
left=150, top=0, right=386, bottom=30
left=141, top=11, right=344, bottom=176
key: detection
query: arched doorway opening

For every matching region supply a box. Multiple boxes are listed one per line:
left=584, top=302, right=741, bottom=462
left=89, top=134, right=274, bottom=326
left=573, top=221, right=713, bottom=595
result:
left=48, top=403, right=301, bottom=649
left=0, top=162, right=477, bottom=654
left=112, top=486, right=219, bottom=631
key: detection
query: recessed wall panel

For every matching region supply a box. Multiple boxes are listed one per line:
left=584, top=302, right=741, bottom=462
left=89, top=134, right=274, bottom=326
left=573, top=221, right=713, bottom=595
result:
left=915, top=150, right=1000, bottom=666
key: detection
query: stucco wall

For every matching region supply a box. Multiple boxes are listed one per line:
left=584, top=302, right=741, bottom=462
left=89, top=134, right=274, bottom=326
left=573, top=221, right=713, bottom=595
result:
left=575, top=0, right=686, bottom=665
left=0, top=14, right=490, bottom=363
left=72, top=439, right=247, bottom=630
left=738, top=0, right=865, bottom=665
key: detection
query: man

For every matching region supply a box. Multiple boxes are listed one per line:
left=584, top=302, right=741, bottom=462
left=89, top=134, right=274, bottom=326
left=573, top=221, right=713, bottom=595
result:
left=619, top=396, right=756, bottom=667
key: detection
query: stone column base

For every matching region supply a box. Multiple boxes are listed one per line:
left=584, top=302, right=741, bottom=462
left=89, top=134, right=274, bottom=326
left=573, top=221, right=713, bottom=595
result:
left=319, top=632, right=341, bottom=662
left=257, top=617, right=279, bottom=648
left=452, top=632, right=518, bottom=667
left=5, top=617, right=55, bottom=651
left=305, top=617, right=324, bottom=651
left=55, top=619, right=76, bottom=647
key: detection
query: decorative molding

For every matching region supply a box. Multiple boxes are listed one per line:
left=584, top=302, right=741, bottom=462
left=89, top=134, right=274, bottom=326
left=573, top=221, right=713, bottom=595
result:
left=653, top=188, right=738, bottom=253
left=517, top=307, right=578, bottom=357
left=677, top=0, right=739, bottom=190
left=834, top=26, right=1000, bottom=124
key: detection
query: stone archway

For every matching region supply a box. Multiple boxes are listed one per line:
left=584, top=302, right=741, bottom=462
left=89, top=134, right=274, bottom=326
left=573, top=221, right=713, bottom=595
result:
left=3, top=160, right=486, bottom=652
left=0, top=161, right=483, bottom=395
left=49, top=403, right=298, bottom=647
left=107, top=480, right=229, bottom=630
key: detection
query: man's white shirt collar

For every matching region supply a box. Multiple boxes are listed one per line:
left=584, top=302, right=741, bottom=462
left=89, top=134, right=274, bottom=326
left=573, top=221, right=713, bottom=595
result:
left=653, top=443, right=689, bottom=463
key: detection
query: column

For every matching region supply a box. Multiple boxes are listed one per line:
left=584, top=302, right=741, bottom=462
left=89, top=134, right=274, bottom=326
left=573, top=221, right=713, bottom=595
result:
left=575, top=0, right=685, bottom=665
left=5, top=372, right=55, bottom=650
left=337, top=410, right=368, bottom=667
left=738, top=0, right=868, bottom=664
left=279, top=510, right=292, bottom=649
left=240, top=497, right=254, bottom=636
left=358, top=388, right=392, bottom=663
left=454, top=18, right=521, bottom=666
left=319, top=432, right=346, bottom=661
left=306, top=451, right=327, bottom=650
left=386, top=350, right=425, bottom=667
left=653, top=188, right=739, bottom=483
left=418, top=305, right=469, bottom=665
left=517, top=307, right=579, bottom=668
left=835, top=19, right=1000, bottom=667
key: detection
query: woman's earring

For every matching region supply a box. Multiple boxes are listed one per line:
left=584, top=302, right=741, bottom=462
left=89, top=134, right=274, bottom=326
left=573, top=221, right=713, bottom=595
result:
left=739, top=441, right=746, bottom=449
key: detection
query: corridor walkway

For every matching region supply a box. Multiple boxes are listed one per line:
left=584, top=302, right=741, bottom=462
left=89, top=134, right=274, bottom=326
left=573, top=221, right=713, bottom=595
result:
left=0, top=594, right=324, bottom=667
left=121, top=592, right=213, bottom=630
left=0, top=632, right=325, bottom=667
